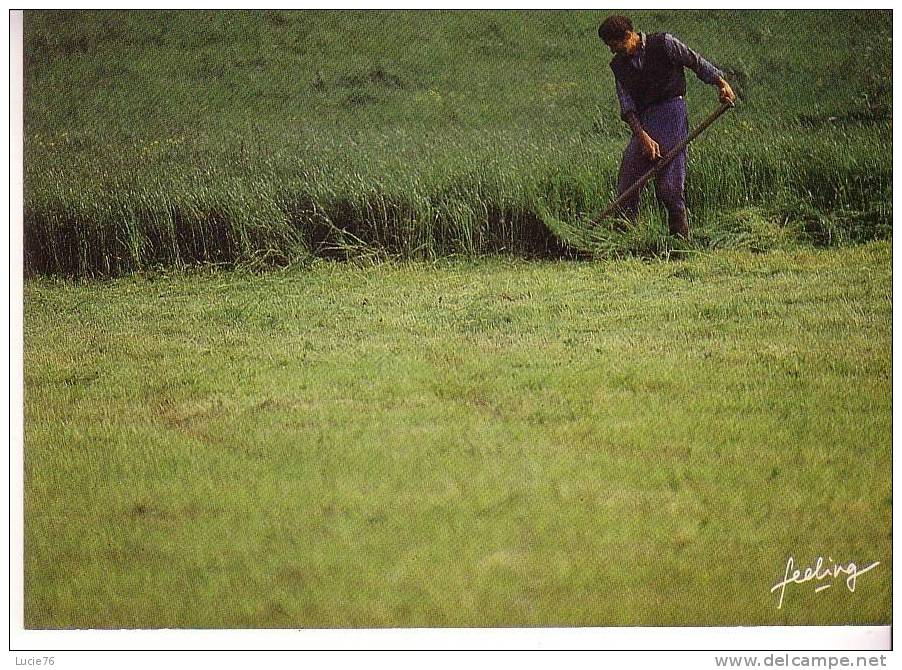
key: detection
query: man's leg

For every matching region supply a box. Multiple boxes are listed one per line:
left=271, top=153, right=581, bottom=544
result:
left=642, top=97, right=690, bottom=237
left=615, top=135, right=650, bottom=223
left=655, top=148, right=689, bottom=237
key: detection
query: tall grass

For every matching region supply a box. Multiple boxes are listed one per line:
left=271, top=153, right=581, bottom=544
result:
left=23, top=10, right=892, bottom=275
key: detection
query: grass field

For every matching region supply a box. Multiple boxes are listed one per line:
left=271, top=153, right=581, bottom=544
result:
left=23, top=10, right=892, bottom=275
left=24, top=242, right=891, bottom=628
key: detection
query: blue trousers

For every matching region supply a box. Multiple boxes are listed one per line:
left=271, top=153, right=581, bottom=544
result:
left=617, top=97, right=689, bottom=235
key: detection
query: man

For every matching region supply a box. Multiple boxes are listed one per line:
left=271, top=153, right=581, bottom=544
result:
left=598, top=15, right=736, bottom=238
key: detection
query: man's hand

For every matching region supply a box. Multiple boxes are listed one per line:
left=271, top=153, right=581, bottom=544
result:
left=625, top=112, right=662, bottom=161
left=718, top=77, right=736, bottom=106
left=639, top=131, right=662, bottom=161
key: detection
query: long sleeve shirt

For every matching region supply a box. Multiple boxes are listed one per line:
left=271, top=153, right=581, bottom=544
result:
left=616, top=32, right=724, bottom=120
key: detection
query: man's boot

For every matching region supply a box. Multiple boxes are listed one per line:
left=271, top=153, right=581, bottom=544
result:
left=668, top=207, right=690, bottom=239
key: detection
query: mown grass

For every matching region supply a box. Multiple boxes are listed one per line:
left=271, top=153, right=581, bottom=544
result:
left=23, top=10, right=892, bottom=275
left=24, top=241, right=891, bottom=628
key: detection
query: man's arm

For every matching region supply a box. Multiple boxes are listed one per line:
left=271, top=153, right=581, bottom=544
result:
left=615, top=79, right=637, bottom=121
left=664, top=34, right=736, bottom=104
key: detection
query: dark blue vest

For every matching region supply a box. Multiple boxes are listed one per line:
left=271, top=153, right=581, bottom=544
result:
left=610, top=32, right=687, bottom=114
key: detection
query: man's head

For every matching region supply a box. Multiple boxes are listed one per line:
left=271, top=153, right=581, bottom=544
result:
left=598, top=15, right=641, bottom=56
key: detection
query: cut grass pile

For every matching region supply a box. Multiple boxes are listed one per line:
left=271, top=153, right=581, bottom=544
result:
left=23, top=10, right=892, bottom=275
left=24, top=241, right=891, bottom=627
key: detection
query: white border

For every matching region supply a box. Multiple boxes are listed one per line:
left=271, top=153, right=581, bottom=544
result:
left=9, top=3, right=26, bottom=647
left=7, top=4, right=896, bottom=660
left=9, top=626, right=894, bottom=652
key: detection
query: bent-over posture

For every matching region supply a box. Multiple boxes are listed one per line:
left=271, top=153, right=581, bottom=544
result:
left=599, top=15, right=736, bottom=237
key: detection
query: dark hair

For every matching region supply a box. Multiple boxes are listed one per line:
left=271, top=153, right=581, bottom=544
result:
left=598, top=15, right=633, bottom=43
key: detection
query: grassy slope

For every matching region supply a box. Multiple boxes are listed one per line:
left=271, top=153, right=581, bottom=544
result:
left=23, top=10, right=892, bottom=274
left=24, top=242, right=891, bottom=628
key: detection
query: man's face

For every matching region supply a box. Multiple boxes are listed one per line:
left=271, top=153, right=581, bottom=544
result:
left=605, top=32, right=638, bottom=56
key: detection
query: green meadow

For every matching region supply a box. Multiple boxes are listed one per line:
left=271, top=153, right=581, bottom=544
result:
left=25, top=243, right=891, bottom=627
left=22, top=10, right=892, bottom=629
